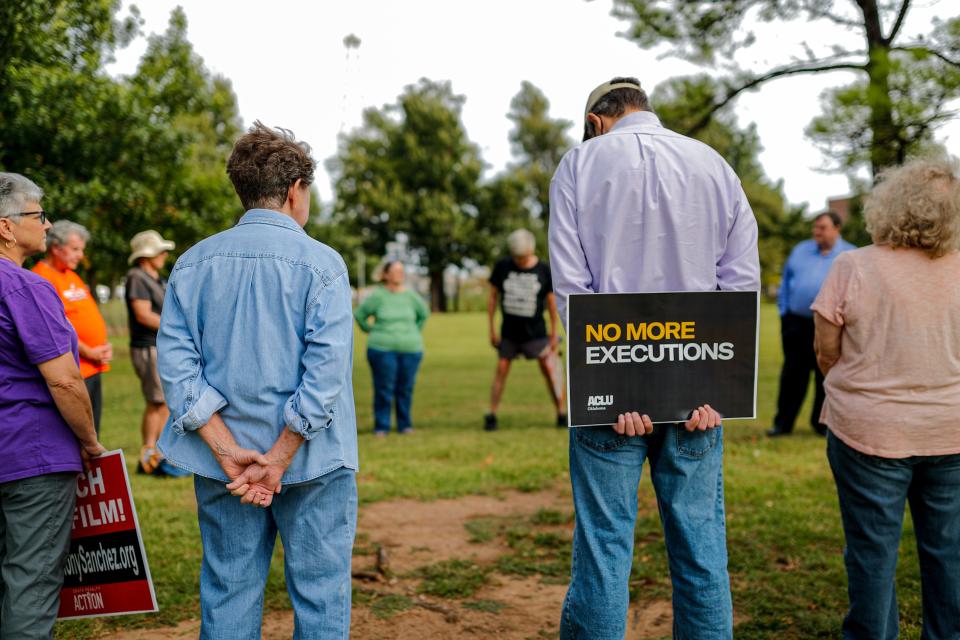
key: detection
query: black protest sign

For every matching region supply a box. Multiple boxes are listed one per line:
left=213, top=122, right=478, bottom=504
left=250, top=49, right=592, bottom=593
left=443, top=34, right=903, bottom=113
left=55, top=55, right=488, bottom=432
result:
left=566, top=291, right=758, bottom=427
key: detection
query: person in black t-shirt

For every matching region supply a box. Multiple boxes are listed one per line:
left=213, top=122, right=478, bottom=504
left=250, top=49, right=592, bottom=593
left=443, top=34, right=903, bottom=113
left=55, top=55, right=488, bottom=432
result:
left=124, top=230, right=175, bottom=476
left=484, top=229, right=566, bottom=431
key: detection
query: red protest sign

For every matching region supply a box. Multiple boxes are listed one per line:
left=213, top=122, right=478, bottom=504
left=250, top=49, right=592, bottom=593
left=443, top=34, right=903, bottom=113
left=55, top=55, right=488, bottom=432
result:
left=58, top=450, right=159, bottom=619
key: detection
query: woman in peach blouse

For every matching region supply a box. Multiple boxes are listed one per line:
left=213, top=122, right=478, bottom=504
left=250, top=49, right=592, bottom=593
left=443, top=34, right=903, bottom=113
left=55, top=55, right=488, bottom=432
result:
left=812, top=159, right=960, bottom=639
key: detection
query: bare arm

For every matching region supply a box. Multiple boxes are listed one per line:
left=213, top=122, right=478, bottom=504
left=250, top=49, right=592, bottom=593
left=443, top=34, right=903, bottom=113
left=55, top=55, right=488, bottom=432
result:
left=487, top=285, right=500, bottom=347
left=814, top=311, right=842, bottom=375
left=546, top=292, right=560, bottom=350
left=197, top=413, right=268, bottom=480
left=131, top=298, right=161, bottom=331
left=225, top=428, right=304, bottom=508
left=36, top=352, right=103, bottom=458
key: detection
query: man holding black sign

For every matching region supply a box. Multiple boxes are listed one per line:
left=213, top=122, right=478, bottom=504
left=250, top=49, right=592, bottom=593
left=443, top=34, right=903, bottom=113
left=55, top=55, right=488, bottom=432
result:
left=548, top=78, right=759, bottom=639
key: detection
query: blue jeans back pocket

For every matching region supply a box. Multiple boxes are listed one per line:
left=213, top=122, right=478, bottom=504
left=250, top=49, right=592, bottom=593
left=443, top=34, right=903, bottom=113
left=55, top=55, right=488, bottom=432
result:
left=676, top=425, right=720, bottom=459
left=575, top=426, right=630, bottom=452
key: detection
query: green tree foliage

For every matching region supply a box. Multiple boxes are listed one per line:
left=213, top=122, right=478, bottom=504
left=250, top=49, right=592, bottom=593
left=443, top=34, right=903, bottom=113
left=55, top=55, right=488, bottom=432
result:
left=505, top=81, right=573, bottom=228
left=475, top=172, right=534, bottom=261
left=608, top=0, right=960, bottom=177
left=126, top=7, right=244, bottom=268
left=328, top=79, right=485, bottom=311
left=0, top=2, right=242, bottom=285
left=807, top=45, right=960, bottom=173
left=481, top=82, right=573, bottom=261
left=652, top=75, right=807, bottom=287
left=0, top=1, right=138, bottom=95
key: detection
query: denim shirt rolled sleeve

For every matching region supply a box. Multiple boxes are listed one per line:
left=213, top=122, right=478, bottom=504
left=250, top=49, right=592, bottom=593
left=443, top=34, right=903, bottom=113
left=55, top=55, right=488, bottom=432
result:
left=283, top=271, right=353, bottom=440
left=157, top=281, right=228, bottom=434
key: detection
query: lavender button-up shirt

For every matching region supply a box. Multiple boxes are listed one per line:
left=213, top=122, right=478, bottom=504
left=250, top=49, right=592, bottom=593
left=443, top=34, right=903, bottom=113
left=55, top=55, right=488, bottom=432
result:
left=548, top=110, right=760, bottom=326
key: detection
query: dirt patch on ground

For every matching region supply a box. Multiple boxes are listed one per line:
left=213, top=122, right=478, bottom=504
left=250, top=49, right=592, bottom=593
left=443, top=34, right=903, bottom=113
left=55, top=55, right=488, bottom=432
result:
left=353, top=486, right=571, bottom=573
left=103, top=485, right=675, bottom=639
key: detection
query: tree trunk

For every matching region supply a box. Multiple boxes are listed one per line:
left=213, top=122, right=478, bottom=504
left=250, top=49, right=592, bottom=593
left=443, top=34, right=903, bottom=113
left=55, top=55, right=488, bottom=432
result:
left=452, top=272, right=461, bottom=313
left=429, top=268, right=447, bottom=312
left=858, top=0, right=899, bottom=179
left=866, top=44, right=898, bottom=179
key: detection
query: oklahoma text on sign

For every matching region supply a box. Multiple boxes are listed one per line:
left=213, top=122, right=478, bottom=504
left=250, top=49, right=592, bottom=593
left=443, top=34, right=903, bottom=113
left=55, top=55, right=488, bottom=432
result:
left=566, top=291, right=759, bottom=427
left=58, top=450, right=158, bottom=619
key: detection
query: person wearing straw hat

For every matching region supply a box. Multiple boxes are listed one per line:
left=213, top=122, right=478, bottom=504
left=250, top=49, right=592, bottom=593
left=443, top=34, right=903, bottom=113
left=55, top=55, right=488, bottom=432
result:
left=125, top=229, right=174, bottom=475
left=549, top=77, right=759, bottom=639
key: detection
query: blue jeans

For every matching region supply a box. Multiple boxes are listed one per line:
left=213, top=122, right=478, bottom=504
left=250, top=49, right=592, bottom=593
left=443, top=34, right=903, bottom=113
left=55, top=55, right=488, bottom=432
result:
left=193, top=467, right=357, bottom=640
left=367, top=349, right=423, bottom=433
left=827, top=432, right=960, bottom=640
left=561, top=425, right=732, bottom=640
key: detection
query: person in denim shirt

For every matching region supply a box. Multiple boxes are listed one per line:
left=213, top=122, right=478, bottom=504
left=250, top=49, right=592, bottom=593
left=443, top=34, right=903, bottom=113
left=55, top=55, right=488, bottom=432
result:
left=157, top=122, right=358, bottom=639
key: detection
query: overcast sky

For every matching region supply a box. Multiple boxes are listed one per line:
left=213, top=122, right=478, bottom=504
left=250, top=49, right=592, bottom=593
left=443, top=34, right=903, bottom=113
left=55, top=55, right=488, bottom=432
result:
left=110, top=0, right=959, bottom=212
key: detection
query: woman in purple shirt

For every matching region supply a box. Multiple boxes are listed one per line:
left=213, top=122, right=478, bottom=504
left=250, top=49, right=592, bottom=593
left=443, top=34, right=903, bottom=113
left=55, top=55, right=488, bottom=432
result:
left=0, top=173, right=105, bottom=637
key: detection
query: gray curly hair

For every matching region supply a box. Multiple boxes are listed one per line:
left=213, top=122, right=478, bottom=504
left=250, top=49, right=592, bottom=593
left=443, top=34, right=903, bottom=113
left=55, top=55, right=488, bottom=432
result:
left=0, top=173, right=43, bottom=218
left=47, top=220, right=90, bottom=248
left=865, top=159, right=960, bottom=258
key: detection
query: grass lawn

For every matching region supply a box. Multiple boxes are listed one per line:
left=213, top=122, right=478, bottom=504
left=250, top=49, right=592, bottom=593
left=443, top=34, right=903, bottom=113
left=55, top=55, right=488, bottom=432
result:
left=56, top=303, right=925, bottom=639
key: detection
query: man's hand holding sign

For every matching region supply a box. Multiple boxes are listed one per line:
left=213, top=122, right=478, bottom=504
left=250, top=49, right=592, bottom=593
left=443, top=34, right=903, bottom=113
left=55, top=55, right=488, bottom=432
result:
left=613, top=404, right=723, bottom=437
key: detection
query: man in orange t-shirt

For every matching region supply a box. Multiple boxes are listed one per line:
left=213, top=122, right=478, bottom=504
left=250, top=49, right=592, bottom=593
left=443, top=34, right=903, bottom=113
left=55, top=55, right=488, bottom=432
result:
left=32, top=220, right=112, bottom=433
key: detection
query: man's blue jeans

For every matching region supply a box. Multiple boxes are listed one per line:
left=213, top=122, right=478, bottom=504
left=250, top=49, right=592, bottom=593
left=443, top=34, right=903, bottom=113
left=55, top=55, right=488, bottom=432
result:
left=193, top=466, right=357, bottom=640
left=827, top=432, right=960, bottom=640
left=561, top=424, right=732, bottom=640
left=366, top=349, right=423, bottom=433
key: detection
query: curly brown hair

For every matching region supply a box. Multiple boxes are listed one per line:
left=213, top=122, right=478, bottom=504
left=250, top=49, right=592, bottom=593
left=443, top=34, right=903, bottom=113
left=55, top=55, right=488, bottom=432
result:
left=865, top=159, right=960, bottom=258
left=226, top=121, right=316, bottom=210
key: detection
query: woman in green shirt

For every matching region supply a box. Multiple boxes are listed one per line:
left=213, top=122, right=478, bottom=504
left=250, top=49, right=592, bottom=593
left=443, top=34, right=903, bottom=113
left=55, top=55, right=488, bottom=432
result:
left=354, top=261, right=430, bottom=435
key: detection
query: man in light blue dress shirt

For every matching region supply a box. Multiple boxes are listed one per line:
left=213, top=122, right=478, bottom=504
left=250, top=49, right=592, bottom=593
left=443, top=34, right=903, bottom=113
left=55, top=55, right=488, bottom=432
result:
left=769, top=211, right=854, bottom=437
left=549, top=78, right=760, bottom=640
left=157, top=122, right=358, bottom=639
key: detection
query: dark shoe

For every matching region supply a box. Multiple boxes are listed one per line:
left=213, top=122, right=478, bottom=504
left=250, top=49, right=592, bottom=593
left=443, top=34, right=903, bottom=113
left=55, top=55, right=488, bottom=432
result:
left=557, top=414, right=568, bottom=428
left=484, top=413, right=498, bottom=431
left=398, top=428, right=414, bottom=435
left=812, top=423, right=828, bottom=437
left=766, top=426, right=792, bottom=437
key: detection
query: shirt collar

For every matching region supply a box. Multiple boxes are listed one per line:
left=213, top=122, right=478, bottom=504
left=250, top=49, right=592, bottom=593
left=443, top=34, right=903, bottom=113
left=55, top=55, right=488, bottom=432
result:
left=814, top=239, right=847, bottom=257
left=236, top=208, right=306, bottom=234
left=609, top=110, right=663, bottom=132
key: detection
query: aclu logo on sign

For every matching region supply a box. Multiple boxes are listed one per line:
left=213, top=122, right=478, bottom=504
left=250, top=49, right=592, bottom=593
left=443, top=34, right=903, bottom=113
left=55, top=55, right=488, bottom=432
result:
left=587, top=394, right=614, bottom=411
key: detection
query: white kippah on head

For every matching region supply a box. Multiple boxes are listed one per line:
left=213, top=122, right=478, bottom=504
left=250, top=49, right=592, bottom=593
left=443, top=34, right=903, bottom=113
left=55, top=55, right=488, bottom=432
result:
left=584, top=80, right=643, bottom=119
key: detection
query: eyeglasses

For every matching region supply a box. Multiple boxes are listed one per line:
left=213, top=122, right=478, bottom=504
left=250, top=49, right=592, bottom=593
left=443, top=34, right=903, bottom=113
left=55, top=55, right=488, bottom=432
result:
left=13, top=210, right=47, bottom=224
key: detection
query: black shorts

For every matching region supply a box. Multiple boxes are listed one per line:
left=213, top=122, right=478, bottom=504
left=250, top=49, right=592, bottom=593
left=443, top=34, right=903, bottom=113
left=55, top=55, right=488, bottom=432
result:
left=499, top=336, right=551, bottom=361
